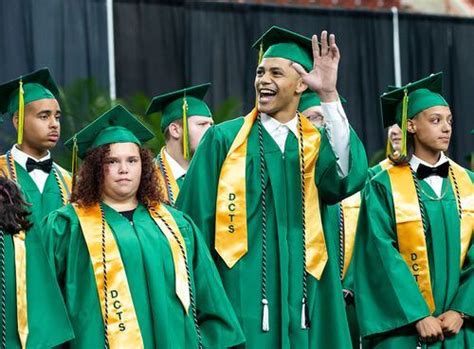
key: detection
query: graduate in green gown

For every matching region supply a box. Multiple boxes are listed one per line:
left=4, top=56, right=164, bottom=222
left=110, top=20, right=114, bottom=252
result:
left=146, top=84, right=214, bottom=205
left=0, top=68, right=72, bottom=225
left=299, top=90, right=361, bottom=348
left=177, top=26, right=368, bottom=348
left=0, top=69, right=74, bottom=348
left=0, top=174, right=73, bottom=349
left=354, top=72, right=474, bottom=348
left=41, top=105, right=244, bottom=348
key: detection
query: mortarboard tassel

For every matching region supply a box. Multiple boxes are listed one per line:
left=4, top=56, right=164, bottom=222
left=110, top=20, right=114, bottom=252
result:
left=17, top=80, right=25, bottom=145
left=301, top=297, right=310, bottom=330
left=400, top=88, right=409, bottom=157
left=182, top=96, right=190, bottom=161
left=71, top=135, right=79, bottom=191
left=385, top=137, right=393, bottom=158
left=255, top=43, right=264, bottom=110
left=261, top=298, right=270, bottom=332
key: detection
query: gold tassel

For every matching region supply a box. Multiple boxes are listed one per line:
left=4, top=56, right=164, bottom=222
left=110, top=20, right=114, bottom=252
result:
left=261, top=298, right=269, bottom=332
left=182, top=97, right=190, bottom=160
left=385, top=137, right=393, bottom=158
left=400, top=88, right=409, bottom=157
left=71, top=135, right=78, bottom=190
left=255, top=43, right=264, bottom=110
left=17, top=80, right=25, bottom=145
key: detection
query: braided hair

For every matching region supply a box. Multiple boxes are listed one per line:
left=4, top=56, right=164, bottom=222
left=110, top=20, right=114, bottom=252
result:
left=0, top=173, right=32, bottom=235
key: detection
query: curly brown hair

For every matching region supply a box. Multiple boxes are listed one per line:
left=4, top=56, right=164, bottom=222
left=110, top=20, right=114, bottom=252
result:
left=0, top=174, right=33, bottom=234
left=71, top=144, right=164, bottom=207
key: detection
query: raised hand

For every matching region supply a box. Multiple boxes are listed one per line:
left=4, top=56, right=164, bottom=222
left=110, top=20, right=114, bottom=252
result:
left=292, top=31, right=340, bottom=103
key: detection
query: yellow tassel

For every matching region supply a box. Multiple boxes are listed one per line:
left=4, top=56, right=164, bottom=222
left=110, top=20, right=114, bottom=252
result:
left=385, top=137, right=393, bottom=158
left=71, top=135, right=79, bottom=190
left=182, top=97, right=190, bottom=160
left=17, top=80, right=25, bottom=145
left=255, top=42, right=264, bottom=110
left=400, top=89, right=409, bottom=157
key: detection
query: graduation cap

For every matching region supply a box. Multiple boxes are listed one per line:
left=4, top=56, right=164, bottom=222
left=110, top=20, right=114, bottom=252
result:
left=252, top=26, right=313, bottom=72
left=380, top=72, right=448, bottom=156
left=0, top=68, right=60, bottom=145
left=65, top=104, right=154, bottom=160
left=146, top=83, right=212, bottom=160
left=298, top=90, right=346, bottom=112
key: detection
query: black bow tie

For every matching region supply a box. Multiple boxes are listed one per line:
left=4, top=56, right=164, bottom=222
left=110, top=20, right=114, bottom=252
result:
left=26, top=158, right=53, bottom=173
left=416, top=162, right=449, bottom=180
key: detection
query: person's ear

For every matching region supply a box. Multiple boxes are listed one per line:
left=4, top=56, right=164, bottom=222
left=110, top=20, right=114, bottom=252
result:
left=12, top=112, right=19, bottom=131
left=407, top=119, right=416, bottom=134
left=168, top=122, right=183, bottom=140
left=296, top=78, right=308, bottom=94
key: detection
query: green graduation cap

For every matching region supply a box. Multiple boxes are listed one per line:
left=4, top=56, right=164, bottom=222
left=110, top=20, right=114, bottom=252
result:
left=380, top=72, right=448, bottom=156
left=0, top=67, right=60, bottom=144
left=146, top=83, right=212, bottom=160
left=252, top=26, right=313, bottom=72
left=65, top=104, right=154, bottom=160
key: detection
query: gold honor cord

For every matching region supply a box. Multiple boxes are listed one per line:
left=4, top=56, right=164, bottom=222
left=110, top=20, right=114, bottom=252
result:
left=215, top=110, right=327, bottom=279
left=449, top=162, right=473, bottom=267
left=13, top=231, right=27, bottom=349
left=149, top=204, right=190, bottom=313
left=158, top=148, right=180, bottom=205
left=74, top=204, right=144, bottom=349
left=341, top=191, right=361, bottom=279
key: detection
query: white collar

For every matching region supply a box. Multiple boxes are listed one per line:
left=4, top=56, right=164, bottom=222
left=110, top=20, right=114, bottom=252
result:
left=260, top=113, right=299, bottom=138
left=163, top=148, right=187, bottom=180
left=409, top=152, right=448, bottom=172
left=10, top=145, right=51, bottom=170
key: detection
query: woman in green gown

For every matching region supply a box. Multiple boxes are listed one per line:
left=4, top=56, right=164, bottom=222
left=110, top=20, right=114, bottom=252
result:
left=354, top=73, right=474, bottom=348
left=0, top=175, right=73, bottom=348
left=41, top=105, right=244, bottom=348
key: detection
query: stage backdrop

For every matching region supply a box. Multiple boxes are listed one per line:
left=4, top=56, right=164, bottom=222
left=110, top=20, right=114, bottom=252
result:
left=114, top=0, right=474, bottom=165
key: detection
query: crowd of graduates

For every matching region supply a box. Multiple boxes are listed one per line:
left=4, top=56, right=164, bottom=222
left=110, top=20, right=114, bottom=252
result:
left=0, top=25, right=472, bottom=349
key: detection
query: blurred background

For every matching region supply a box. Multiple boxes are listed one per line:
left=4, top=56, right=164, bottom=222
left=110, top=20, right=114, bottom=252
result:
left=0, top=0, right=473, bottom=168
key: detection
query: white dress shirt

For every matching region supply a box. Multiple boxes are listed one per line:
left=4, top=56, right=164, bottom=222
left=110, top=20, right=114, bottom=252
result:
left=261, top=99, right=350, bottom=176
left=409, top=153, right=449, bottom=198
left=164, top=148, right=187, bottom=181
left=11, top=145, right=51, bottom=193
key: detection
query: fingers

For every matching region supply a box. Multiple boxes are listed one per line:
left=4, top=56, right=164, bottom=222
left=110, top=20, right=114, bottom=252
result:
left=329, top=34, right=340, bottom=61
left=312, top=34, right=320, bottom=61
left=320, top=30, right=329, bottom=56
left=291, top=62, right=307, bottom=77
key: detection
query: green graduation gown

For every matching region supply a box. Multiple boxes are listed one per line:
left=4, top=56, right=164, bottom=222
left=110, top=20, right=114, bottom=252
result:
left=354, top=168, right=474, bottom=348
left=41, top=203, right=245, bottom=348
left=176, top=117, right=368, bottom=348
left=0, top=156, right=74, bottom=348
left=324, top=202, right=360, bottom=349
left=2, top=225, right=74, bottom=348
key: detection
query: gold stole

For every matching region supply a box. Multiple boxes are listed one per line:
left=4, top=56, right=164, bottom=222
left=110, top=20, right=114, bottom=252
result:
left=74, top=202, right=191, bottom=347
left=215, top=109, right=327, bottom=279
left=0, top=153, right=71, bottom=348
left=387, top=161, right=473, bottom=313
left=13, top=231, right=27, bottom=349
left=155, top=147, right=180, bottom=205
left=341, top=192, right=361, bottom=279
